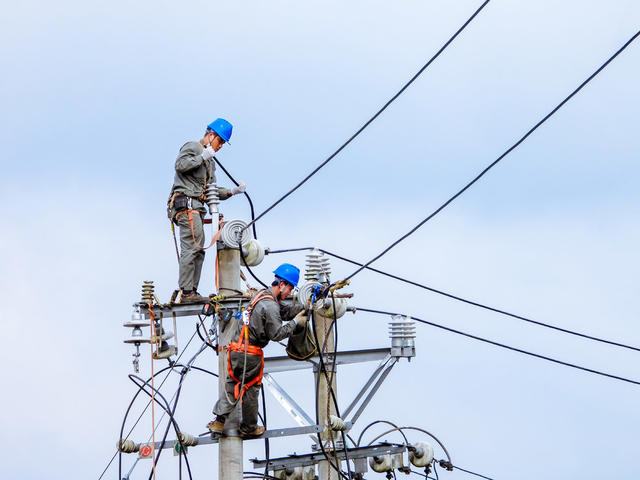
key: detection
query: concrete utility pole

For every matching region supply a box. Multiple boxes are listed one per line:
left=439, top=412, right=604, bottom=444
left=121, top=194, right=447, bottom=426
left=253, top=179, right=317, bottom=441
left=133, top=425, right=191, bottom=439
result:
left=218, top=247, right=243, bottom=480
left=314, top=309, right=339, bottom=480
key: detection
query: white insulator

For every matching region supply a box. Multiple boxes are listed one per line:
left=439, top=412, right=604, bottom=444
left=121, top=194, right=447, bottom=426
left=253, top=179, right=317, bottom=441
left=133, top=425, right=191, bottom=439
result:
left=178, top=432, right=198, bottom=447
left=389, top=315, right=416, bottom=358
left=221, top=219, right=251, bottom=248
left=300, top=466, right=315, bottom=480
left=117, top=439, right=138, bottom=453
left=124, top=326, right=151, bottom=344
left=141, top=281, right=154, bottom=304
left=369, top=454, right=393, bottom=473
left=315, top=297, right=347, bottom=319
left=328, top=415, right=346, bottom=431
left=241, top=238, right=265, bottom=266
left=281, top=467, right=305, bottom=480
left=205, top=183, right=220, bottom=214
left=125, top=306, right=148, bottom=327
left=151, top=330, right=174, bottom=343
left=409, top=442, right=434, bottom=468
left=305, top=249, right=331, bottom=282
left=391, top=453, right=405, bottom=470
left=298, top=281, right=322, bottom=308
left=153, top=344, right=176, bottom=360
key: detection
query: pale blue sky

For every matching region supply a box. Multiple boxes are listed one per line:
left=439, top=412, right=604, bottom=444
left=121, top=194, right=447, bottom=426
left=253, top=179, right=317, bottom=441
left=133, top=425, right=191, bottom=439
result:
left=1, top=1, right=639, bottom=479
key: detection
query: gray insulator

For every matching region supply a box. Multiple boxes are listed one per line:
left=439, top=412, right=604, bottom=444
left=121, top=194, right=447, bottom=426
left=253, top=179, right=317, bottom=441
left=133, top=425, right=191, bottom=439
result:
left=141, top=281, right=154, bottom=304
left=178, top=432, right=198, bottom=447
left=153, top=344, right=176, bottom=360
left=328, top=415, right=346, bottom=431
left=124, top=326, right=151, bottom=344
left=205, top=183, right=220, bottom=216
left=221, top=219, right=251, bottom=248
left=118, top=439, right=138, bottom=453
left=409, top=442, right=434, bottom=468
left=297, top=281, right=322, bottom=308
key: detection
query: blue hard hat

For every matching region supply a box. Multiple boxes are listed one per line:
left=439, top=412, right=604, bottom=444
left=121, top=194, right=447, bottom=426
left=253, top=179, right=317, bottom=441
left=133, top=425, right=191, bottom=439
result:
left=273, top=263, right=300, bottom=287
left=207, top=118, right=233, bottom=143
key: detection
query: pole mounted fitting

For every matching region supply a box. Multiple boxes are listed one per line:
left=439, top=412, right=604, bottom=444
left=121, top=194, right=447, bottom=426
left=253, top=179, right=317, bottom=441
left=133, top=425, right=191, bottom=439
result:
left=389, top=315, right=416, bottom=359
left=205, top=182, right=220, bottom=215
left=221, top=219, right=251, bottom=249
left=117, top=439, right=139, bottom=454
left=409, top=442, right=435, bottom=467
left=141, top=281, right=154, bottom=305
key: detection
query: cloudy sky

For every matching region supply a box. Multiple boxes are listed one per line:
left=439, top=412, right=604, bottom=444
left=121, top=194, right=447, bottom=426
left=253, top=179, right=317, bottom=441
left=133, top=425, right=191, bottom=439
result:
left=1, top=1, right=639, bottom=479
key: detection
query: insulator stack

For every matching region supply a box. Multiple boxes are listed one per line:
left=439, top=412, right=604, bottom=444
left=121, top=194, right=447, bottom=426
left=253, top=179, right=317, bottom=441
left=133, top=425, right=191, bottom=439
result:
left=141, top=281, right=154, bottom=305
left=389, top=315, right=416, bottom=359
left=328, top=415, right=346, bottom=431
left=205, top=183, right=220, bottom=214
left=305, top=248, right=331, bottom=283
left=117, top=439, right=138, bottom=453
left=221, top=219, right=251, bottom=248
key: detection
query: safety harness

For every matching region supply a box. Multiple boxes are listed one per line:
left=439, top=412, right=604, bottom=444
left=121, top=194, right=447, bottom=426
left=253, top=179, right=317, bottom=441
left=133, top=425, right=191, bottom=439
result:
left=225, top=290, right=274, bottom=401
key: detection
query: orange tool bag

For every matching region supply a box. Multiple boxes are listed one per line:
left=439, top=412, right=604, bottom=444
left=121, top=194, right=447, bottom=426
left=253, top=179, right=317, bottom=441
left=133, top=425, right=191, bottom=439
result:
left=226, top=290, right=272, bottom=401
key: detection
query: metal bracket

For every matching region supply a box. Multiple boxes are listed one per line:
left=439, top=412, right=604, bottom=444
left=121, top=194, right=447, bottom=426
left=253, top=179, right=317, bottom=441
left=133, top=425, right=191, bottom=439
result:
left=263, top=373, right=315, bottom=427
left=251, top=443, right=406, bottom=471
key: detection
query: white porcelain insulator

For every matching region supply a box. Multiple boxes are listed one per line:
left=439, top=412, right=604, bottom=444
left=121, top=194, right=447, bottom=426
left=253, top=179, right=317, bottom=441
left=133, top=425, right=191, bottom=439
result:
left=221, top=219, right=251, bottom=248
left=241, top=238, right=265, bottom=266
left=369, top=454, right=393, bottom=473
left=409, top=441, right=435, bottom=468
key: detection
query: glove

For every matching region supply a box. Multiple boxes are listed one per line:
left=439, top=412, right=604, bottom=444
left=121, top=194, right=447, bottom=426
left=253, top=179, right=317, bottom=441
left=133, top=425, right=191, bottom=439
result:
left=293, top=310, right=308, bottom=328
left=231, top=182, right=246, bottom=195
left=201, top=146, right=215, bottom=161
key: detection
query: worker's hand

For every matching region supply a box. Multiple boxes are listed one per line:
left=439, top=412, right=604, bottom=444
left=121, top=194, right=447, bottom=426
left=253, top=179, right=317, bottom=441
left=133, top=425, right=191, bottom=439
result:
left=294, top=310, right=308, bottom=328
left=201, top=146, right=215, bottom=161
left=231, top=182, right=246, bottom=195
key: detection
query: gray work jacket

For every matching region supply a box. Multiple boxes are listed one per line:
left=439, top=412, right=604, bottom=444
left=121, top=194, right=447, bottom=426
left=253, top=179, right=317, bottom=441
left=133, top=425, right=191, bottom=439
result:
left=170, top=141, right=232, bottom=206
left=244, top=288, right=303, bottom=348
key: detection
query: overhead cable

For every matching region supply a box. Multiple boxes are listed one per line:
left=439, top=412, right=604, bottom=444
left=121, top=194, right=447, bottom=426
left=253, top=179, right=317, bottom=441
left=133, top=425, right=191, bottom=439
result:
left=342, top=29, right=640, bottom=283
left=357, top=307, right=640, bottom=387
left=214, top=155, right=258, bottom=239
left=243, top=0, right=491, bottom=231
left=267, top=246, right=640, bottom=353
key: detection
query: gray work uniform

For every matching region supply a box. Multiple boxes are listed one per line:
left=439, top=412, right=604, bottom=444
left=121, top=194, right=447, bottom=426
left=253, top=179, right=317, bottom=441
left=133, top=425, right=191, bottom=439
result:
left=213, top=288, right=303, bottom=432
left=169, top=141, right=232, bottom=292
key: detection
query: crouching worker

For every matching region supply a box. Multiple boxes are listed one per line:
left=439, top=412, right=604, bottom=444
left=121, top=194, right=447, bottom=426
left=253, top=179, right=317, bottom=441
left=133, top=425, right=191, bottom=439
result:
left=207, top=263, right=308, bottom=437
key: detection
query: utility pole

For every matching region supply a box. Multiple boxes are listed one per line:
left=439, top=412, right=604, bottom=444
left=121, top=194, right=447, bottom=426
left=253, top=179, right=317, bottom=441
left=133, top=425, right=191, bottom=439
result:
left=218, top=246, right=243, bottom=480
left=314, top=309, right=339, bottom=480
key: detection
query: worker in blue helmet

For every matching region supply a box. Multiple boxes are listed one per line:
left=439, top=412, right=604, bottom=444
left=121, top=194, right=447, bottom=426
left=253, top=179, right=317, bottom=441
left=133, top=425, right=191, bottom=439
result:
left=208, top=263, right=308, bottom=437
left=167, top=118, right=247, bottom=304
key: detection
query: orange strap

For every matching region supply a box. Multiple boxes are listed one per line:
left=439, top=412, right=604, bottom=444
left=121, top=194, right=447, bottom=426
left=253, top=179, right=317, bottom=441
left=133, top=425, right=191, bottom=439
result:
left=224, top=291, right=275, bottom=401
left=175, top=210, right=223, bottom=251
left=227, top=325, right=264, bottom=401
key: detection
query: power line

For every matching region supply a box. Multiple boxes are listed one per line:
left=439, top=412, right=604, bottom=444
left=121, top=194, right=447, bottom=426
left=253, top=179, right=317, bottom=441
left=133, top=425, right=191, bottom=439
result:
left=266, top=246, right=640, bottom=353
left=243, top=0, right=491, bottom=231
left=356, top=307, right=640, bottom=387
left=342, top=29, right=640, bottom=283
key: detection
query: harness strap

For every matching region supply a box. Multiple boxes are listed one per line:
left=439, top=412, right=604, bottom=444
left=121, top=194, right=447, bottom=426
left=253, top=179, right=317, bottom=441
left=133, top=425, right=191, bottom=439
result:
left=224, top=290, right=276, bottom=401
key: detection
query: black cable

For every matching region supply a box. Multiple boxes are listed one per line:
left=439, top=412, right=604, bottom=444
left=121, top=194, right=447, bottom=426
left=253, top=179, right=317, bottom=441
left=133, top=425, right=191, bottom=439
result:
left=342, top=28, right=640, bottom=283
left=443, top=461, right=494, bottom=480
left=113, top=328, right=198, bottom=480
left=243, top=0, right=491, bottom=231
left=356, top=420, right=409, bottom=447
left=357, top=307, right=640, bottom=387
left=267, top=246, right=640, bottom=353
left=214, top=155, right=258, bottom=239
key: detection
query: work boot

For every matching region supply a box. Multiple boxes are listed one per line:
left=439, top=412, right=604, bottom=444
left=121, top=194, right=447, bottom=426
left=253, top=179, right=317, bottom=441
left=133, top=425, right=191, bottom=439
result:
left=239, top=425, right=266, bottom=438
left=181, top=291, right=209, bottom=304
left=206, top=417, right=225, bottom=434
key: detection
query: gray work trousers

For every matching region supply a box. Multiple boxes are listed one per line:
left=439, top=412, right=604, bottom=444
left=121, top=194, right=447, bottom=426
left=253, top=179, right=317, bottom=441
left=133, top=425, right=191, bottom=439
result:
left=213, top=352, right=262, bottom=431
left=177, top=211, right=205, bottom=292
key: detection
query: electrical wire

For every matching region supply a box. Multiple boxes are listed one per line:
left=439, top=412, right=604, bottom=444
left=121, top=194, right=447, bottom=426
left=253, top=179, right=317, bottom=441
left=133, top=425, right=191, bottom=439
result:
left=341, top=28, right=640, bottom=283
left=441, top=461, right=494, bottom=480
left=243, top=0, right=491, bottom=232
left=357, top=307, right=640, bottom=387
left=267, top=246, right=640, bottom=353
left=364, top=427, right=451, bottom=464
left=214, top=155, right=258, bottom=239
left=356, top=420, right=409, bottom=447
left=101, top=328, right=200, bottom=480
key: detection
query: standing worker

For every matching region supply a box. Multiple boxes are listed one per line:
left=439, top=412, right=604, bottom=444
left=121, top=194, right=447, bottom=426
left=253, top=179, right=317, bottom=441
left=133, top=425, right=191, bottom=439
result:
left=167, top=118, right=246, bottom=303
left=207, top=263, right=308, bottom=437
